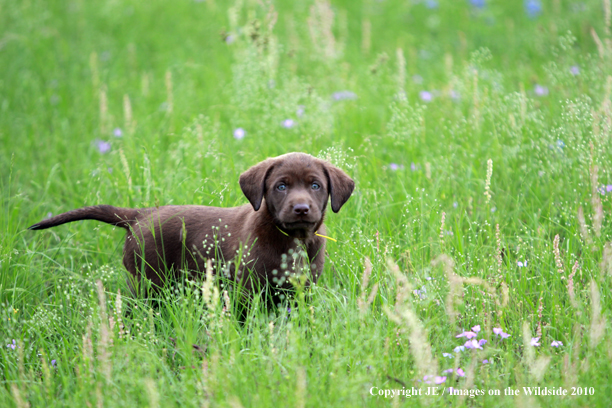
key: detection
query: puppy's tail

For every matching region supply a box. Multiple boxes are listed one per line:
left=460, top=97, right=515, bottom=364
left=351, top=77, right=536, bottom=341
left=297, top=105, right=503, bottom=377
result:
left=28, top=205, right=138, bottom=230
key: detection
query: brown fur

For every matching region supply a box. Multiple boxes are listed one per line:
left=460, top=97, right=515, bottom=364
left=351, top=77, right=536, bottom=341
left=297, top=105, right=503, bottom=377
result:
left=29, top=153, right=354, bottom=305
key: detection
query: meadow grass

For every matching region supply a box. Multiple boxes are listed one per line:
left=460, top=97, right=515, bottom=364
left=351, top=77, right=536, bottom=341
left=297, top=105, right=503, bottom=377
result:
left=1, top=0, right=612, bottom=406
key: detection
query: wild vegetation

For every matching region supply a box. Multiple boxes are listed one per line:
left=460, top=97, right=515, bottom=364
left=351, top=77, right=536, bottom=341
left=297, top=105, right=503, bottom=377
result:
left=1, top=0, right=611, bottom=406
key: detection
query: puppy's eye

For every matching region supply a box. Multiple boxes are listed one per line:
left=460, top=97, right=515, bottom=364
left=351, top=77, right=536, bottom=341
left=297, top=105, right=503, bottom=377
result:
left=311, top=182, right=320, bottom=190
left=276, top=184, right=287, bottom=191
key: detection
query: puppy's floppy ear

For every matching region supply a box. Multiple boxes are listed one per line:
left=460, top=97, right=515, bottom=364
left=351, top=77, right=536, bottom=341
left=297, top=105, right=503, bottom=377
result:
left=239, top=158, right=276, bottom=211
left=323, top=162, right=355, bottom=213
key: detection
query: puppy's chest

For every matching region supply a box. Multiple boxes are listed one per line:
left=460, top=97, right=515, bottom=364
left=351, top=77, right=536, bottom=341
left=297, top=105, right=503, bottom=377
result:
left=255, top=242, right=315, bottom=289
left=228, top=237, right=318, bottom=283
left=187, top=215, right=324, bottom=286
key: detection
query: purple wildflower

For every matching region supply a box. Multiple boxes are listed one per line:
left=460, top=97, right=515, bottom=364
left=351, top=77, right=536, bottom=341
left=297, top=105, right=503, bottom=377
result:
left=443, top=368, right=454, bottom=374
left=456, top=331, right=478, bottom=339
left=296, top=105, right=305, bottom=117
left=534, top=85, right=549, bottom=96
left=419, top=91, right=433, bottom=102
left=389, top=163, right=399, bottom=171
left=482, top=359, right=489, bottom=364
left=332, top=91, right=357, bottom=101
left=531, top=337, right=541, bottom=347
left=456, top=368, right=465, bottom=377
left=464, top=339, right=483, bottom=350
left=478, top=339, right=487, bottom=347
left=7, top=340, right=16, bottom=350
left=453, top=202, right=458, bottom=208
left=551, top=340, right=563, bottom=347
left=434, top=376, right=447, bottom=384
left=525, top=0, right=542, bottom=18
left=410, top=162, right=417, bottom=171
left=421, top=375, right=433, bottom=384
left=225, top=34, right=235, bottom=44
left=113, top=128, right=123, bottom=137
left=95, top=140, right=111, bottom=154
left=570, top=66, right=580, bottom=75
left=442, top=353, right=454, bottom=358
left=233, top=128, right=246, bottom=140
left=413, top=286, right=427, bottom=299
left=606, top=185, right=612, bottom=193
left=518, top=260, right=527, bottom=267
left=51, top=359, right=57, bottom=368
left=453, top=345, right=465, bottom=353
left=493, top=327, right=511, bottom=339
left=282, top=119, right=295, bottom=129
left=471, top=325, right=481, bottom=333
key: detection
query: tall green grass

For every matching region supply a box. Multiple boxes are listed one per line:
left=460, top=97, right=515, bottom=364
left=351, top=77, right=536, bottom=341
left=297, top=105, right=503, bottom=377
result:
left=1, top=0, right=612, bottom=406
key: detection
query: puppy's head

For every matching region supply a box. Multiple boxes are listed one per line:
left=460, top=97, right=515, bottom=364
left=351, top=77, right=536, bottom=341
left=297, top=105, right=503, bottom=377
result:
left=239, top=153, right=354, bottom=236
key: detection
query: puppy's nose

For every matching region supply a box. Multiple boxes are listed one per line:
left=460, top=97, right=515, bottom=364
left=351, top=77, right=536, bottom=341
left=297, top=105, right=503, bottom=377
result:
left=293, top=204, right=310, bottom=215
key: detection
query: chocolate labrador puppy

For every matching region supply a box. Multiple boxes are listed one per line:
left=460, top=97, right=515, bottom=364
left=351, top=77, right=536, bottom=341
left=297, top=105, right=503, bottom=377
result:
left=29, top=153, right=354, bottom=306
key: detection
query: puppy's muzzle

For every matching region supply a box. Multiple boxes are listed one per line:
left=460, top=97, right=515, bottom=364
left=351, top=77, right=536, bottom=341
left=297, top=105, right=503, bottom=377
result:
left=293, top=203, right=310, bottom=215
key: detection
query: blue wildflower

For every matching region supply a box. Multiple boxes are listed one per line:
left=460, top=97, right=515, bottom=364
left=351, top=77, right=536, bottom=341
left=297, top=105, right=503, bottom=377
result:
left=332, top=91, right=357, bottom=101
left=419, top=91, right=433, bottom=102
left=282, top=119, right=295, bottom=129
left=470, top=0, right=485, bottom=8
left=525, top=0, right=542, bottom=18
left=233, top=128, right=246, bottom=140
left=95, top=140, right=111, bottom=154
left=534, top=85, right=549, bottom=96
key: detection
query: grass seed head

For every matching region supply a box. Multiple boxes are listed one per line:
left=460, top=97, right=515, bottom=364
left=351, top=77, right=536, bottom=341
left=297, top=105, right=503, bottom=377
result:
left=589, top=280, right=606, bottom=348
left=484, top=159, right=493, bottom=203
